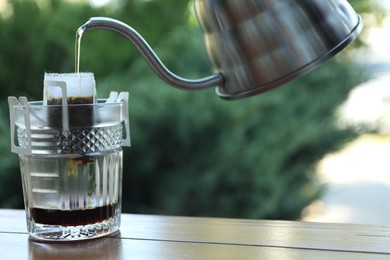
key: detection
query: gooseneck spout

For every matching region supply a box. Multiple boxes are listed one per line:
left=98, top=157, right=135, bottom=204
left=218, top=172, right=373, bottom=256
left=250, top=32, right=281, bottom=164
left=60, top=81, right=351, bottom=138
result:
left=78, top=17, right=224, bottom=91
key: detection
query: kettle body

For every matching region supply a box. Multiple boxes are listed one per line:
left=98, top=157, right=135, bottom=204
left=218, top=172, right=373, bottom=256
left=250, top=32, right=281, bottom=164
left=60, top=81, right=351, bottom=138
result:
left=195, top=0, right=362, bottom=99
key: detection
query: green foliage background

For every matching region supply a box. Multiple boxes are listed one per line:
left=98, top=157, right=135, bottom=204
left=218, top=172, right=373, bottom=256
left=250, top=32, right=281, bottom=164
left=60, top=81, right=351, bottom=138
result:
left=0, top=0, right=380, bottom=219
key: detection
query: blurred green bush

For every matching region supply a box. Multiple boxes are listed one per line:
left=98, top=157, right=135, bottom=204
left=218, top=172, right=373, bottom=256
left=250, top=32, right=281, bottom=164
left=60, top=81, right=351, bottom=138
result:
left=0, top=0, right=377, bottom=219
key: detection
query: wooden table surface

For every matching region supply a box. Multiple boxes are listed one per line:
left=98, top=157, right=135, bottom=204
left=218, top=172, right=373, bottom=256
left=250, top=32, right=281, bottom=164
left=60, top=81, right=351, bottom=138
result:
left=1, top=209, right=390, bottom=259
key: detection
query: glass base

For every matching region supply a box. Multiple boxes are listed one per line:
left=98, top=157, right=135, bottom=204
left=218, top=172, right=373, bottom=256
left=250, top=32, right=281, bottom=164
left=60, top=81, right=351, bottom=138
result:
left=27, top=215, right=120, bottom=242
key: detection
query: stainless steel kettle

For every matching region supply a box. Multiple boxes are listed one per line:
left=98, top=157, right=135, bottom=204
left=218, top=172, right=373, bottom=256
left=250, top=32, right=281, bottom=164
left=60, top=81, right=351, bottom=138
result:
left=78, top=0, right=363, bottom=100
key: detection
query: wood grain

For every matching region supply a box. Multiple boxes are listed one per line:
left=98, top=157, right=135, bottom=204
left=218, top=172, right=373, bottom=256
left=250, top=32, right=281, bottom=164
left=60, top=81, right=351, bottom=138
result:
left=1, top=209, right=389, bottom=259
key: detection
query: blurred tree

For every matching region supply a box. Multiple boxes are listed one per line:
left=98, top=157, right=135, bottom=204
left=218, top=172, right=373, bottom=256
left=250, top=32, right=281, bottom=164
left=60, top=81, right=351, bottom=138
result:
left=0, top=0, right=192, bottom=99
left=99, top=54, right=364, bottom=219
left=0, top=0, right=381, bottom=220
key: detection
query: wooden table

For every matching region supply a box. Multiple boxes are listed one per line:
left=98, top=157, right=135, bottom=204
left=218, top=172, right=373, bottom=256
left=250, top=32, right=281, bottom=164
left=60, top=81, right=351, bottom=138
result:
left=1, top=209, right=390, bottom=259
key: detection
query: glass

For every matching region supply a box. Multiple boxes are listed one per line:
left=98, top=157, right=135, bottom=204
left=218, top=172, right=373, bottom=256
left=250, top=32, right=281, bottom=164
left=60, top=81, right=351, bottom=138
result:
left=19, top=149, right=122, bottom=241
left=9, top=93, right=130, bottom=241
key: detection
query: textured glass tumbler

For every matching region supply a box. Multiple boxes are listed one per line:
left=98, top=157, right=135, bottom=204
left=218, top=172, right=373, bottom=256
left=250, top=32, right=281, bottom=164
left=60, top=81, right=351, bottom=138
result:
left=19, top=149, right=123, bottom=241
left=9, top=91, right=130, bottom=241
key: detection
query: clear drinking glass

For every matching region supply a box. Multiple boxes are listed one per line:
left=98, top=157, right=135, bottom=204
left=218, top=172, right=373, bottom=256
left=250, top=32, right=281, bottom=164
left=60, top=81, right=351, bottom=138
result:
left=9, top=94, right=130, bottom=241
left=19, top=149, right=123, bottom=241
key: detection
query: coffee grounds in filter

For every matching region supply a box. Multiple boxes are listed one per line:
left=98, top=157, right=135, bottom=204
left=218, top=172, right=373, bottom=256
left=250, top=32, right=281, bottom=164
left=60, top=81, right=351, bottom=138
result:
left=44, top=73, right=96, bottom=129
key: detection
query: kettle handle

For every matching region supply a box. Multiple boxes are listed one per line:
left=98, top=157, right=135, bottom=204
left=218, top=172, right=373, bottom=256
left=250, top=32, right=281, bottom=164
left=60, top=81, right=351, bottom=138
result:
left=78, top=17, right=224, bottom=91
